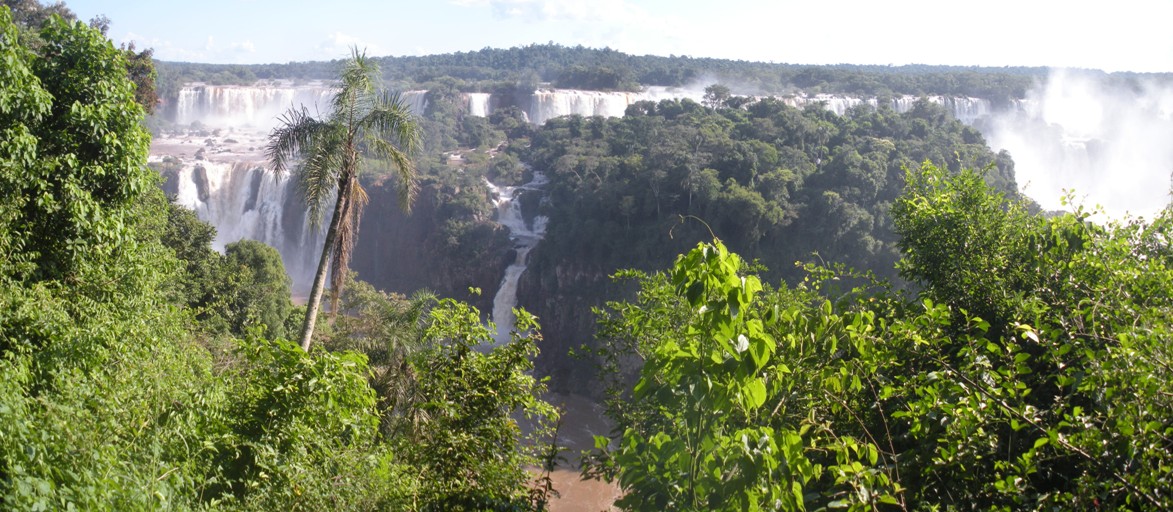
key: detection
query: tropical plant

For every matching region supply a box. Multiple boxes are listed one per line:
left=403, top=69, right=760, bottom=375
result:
left=322, top=273, right=437, bottom=437
left=1, top=10, right=563, bottom=510
left=589, top=163, right=1173, bottom=510
left=266, top=47, right=421, bottom=351
left=587, top=242, right=899, bottom=511
left=401, top=298, right=559, bottom=510
left=218, top=239, right=295, bottom=338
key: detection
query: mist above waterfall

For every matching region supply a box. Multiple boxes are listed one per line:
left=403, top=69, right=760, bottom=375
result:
left=983, top=69, right=1173, bottom=217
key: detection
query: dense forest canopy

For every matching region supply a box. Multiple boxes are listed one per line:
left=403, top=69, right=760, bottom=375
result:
left=6, top=0, right=1173, bottom=510
left=523, top=96, right=1017, bottom=285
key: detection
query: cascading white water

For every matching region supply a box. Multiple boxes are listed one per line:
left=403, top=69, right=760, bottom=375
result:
left=940, top=96, right=993, bottom=124
left=467, top=93, right=491, bottom=117
left=175, top=82, right=336, bottom=129
left=400, top=90, right=429, bottom=117
left=164, top=158, right=324, bottom=291
left=525, top=87, right=705, bottom=125
left=174, top=83, right=430, bottom=128
left=462, top=87, right=993, bottom=127
left=485, top=172, right=550, bottom=344
left=777, top=94, right=993, bottom=121
left=781, top=95, right=877, bottom=116
left=528, top=90, right=638, bottom=125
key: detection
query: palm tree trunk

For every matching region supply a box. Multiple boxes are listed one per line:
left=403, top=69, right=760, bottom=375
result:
left=298, top=179, right=350, bottom=351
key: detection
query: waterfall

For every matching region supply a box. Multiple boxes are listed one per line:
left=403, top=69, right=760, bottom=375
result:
left=526, top=87, right=705, bottom=125
left=982, top=69, right=1173, bottom=217
left=773, top=94, right=993, bottom=121
left=485, top=172, right=550, bottom=344
left=939, top=96, right=992, bottom=124
left=381, top=85, right=996, bottom=128
left=173, top=83, right=429, bottom=129
left=175, top=82, right=336, bottom=129
left=400, top=90, right=429, bottom=116
left=166, top=158, right=324, bottom=291
left=780, top=94, right=873, bottom=116
left=467, top=93, right=491, bottom=117
left=529, top=90, right=636, bottom=125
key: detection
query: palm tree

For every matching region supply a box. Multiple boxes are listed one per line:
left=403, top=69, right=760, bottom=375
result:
left=266, top=47, right=420, bottom=351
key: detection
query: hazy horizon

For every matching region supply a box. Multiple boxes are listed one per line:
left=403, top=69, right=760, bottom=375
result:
left=64, top=0, right=1171, bottom=73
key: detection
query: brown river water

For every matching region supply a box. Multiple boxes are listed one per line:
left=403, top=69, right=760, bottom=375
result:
left=530, top=392, right=621, bottom=511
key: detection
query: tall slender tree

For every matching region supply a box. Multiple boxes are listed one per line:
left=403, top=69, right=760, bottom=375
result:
left=267, top=47, right=420, bottom=351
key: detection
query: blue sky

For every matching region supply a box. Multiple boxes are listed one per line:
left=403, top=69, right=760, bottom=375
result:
left=64, top=0, right=1171, bottom=72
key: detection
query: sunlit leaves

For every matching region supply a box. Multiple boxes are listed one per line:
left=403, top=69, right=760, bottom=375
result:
left=593, top=240, right=896, bottom=511
left=0, top=10, right=150, bottom=284
left=593, top=162, right=1173, bottom=510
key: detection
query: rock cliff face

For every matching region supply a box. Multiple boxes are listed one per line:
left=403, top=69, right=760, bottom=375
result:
left=154, top=140, right=513, bottom=316
left=350, top=180, right=512, bottom=314
left=516, top=248, right=625, bottom=396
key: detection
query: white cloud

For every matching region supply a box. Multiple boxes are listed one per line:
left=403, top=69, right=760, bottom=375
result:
left=131, top=34, right=259, bottom=64
left=230, top=40, right=256, bottom=54
left=120, top=31, right=160, bottom=49
left=451, top=0, right=642, bottom=23
left=318, top=32, right=383, bottom=59
left=120, top=33, right=206, bottom=63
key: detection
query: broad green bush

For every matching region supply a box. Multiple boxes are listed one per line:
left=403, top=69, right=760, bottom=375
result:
left=590, top=163, right=1173, bottom=510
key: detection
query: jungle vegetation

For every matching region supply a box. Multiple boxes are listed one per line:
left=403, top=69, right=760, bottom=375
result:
left=4, top=1, right=1172, bottom=510
left=0, top=7, right=557, bottom=510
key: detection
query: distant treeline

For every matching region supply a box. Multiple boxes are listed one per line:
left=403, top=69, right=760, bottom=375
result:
left=156, top=44, right=1173, bottom=106
left=156, top=43, right=1130, bottom=104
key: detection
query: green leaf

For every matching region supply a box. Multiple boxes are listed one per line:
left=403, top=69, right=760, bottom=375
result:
left=744, top=378, right=767, bottom=411
left=791, top=480, right=806, bottom=510
left=748, top=335, right=771, bottom=371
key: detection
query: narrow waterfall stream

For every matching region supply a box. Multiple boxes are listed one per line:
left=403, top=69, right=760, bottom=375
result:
left=486, top=171, right=549, bottom=344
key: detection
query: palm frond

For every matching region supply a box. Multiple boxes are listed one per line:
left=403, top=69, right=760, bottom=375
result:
left=368, top=91, right=422, bottom=155
left=265, top=106, right=328, bottom=175
left=296, top=131, right=345, bottom=227
left=363, top=92, right=422, bottom=210
left=333, top=47, right=379, bottom=129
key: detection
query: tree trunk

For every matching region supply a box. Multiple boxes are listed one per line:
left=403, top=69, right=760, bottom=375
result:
left=298, top=179, right=350, bottom=351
